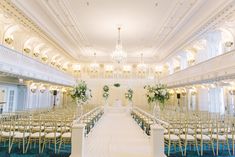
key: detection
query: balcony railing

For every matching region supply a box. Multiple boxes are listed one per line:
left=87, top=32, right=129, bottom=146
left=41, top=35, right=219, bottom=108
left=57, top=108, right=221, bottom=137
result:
left=161, top=49, right=235, bottom=87
left=0, top=45, right=75, bottom=86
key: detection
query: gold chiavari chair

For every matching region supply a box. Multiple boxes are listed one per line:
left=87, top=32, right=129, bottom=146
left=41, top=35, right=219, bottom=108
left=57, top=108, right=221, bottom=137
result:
left=58, top=121, right=72, bottom=153
left=196, top=122, right=215, bottom=156
left=10, top=119, right=30, bottom=153
left=179, top=122, right=199, bottom=156
left=26, top=119, right=46, bottom=153
left=42, top=120, right=61, bottom=153
left=211, top=120, right=231, bottom=156
left=164, top=123, right=183, bottom=156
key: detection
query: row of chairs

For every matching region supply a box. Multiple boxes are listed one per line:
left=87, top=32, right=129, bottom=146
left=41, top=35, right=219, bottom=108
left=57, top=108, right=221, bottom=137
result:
left=132, top=107, right=235, bottom=156
left=0, top=105, right=104, bottom=154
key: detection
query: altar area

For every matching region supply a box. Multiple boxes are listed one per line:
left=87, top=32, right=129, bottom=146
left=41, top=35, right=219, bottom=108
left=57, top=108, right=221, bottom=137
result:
left=103, top=86, right=132, bottom=113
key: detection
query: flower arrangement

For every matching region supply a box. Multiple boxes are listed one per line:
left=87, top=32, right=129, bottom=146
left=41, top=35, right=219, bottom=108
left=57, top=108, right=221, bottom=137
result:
left=70, top=80, right=92, bottom=105
left=144, top=84, right=169, bottom=106
left=125, top=89, right=133, bottom=101
left=103, top=85, right=109, bottom=100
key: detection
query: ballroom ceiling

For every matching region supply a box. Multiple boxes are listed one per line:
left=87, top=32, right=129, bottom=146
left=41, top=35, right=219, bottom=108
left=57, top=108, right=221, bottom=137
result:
left=11, top=0, right=233, bottom=63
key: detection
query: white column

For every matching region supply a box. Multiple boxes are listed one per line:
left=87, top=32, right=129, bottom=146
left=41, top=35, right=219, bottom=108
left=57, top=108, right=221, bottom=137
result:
left=70, top=123, right=86, bottom=157
left=150, top=124, right=166, bottom=157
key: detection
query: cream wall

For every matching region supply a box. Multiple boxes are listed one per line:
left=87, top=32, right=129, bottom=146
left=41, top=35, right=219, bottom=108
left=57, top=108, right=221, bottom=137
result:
left=84, top=78, right=154, bottom=108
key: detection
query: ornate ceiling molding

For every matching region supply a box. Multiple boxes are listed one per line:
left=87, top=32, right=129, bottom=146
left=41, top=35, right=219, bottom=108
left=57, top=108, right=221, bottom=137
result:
left=152, top=0, right=200, bottom=55
left=39, top=0, right=89, bottom=55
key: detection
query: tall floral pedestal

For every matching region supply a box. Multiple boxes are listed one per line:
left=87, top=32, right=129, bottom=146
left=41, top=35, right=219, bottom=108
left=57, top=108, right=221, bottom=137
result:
left=76, top=101, right=84, bottom=118
left=152, top=103, right=160, bottom=118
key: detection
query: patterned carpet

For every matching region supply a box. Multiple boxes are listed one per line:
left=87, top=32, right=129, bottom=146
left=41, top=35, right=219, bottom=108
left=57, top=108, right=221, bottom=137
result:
left=0, top=143, right=71, bottom=157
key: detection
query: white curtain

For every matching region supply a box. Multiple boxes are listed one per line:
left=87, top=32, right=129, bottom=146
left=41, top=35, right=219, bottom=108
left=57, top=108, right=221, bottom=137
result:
left=208, top=87, right=225, bottom=114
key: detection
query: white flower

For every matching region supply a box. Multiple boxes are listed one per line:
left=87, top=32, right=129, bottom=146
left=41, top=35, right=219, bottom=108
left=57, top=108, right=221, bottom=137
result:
left=149, top=92, right=155, bottom=98
left=161, top=90, right=166, bottom=96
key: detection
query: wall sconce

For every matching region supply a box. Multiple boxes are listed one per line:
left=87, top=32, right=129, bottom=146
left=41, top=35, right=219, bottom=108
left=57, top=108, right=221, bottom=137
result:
left=33, top=51, right=40, bottom=57
left=39, top=85, right=46, bottom=93
left=56, top=63, right=61, bottom=68
left=4, top=37, right=13, bottom=45
left=188, top=59, right=195, bottom=65
left=73, top=64, right=81, bottom=72
left=229, top=89, right=235, bottom=95
left=155, top=65, right=163, bottom=73
left=18, top=78, right=24, bottom=84
left=225, top=41, right=233, bottom=47
left=181, top=88, right=187, bottom=96
left=105, top=65, right=113, bottom=73
left=62, top=88, right=67, bottom=93
left=90, top=63, right=99, bottom=73
left=23, top=47, right=31, bottom=54
left=30, top=83, right=37, bottom=93
left=123, top=65, right=132, bottom=72
left=41, top=55, right=48, bottom=62
left=51, top=60, right=56, bottom=65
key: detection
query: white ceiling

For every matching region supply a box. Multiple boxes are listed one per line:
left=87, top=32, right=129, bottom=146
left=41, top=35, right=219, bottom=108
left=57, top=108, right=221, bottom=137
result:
left=11, top=0, right=233, bottom=63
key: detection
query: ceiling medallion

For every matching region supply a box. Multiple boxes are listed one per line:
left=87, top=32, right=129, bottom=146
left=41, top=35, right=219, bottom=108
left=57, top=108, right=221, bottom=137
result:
left=111, top=27, right=127, bottom=64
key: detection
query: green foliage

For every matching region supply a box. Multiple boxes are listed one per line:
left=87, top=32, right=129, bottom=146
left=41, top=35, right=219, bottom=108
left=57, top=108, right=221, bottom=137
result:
left=103, top=85, right=109, bottom=99
left=125, top=89, right=133, bottom=101
left=113, top=83, right=120, bottom=87
left=103, top=85, right=109, bottom=92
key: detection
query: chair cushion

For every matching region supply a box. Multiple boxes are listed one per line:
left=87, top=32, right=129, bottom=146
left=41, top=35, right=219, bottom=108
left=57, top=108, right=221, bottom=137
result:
left=196, top=128, right=209, bottom=134
left=211, top=134, right=226, bottom=140
left=62, top=132, right=71, bottom=138
left=30, top=132, right=46, bottom=138
left=226, top=134, right=235, bottom=140
left=196, top=134, right=210, bottom=140
left=180, top=134, right=195, bottom=141
left=1, top=131, right=14, bottom=137
left=14, top=132, right=30, bottom=138
left=164, top=134, right=179, bottom=141
left=45, top=132, right=61, bottom=138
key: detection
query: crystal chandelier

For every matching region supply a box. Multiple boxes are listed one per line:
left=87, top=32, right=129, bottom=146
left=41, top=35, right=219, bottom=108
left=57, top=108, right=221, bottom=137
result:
left=90, top=52, right=99, bottom=72
left=112, top=27, right=127, bottom=63
left=137, top=53, right=147, bottom=72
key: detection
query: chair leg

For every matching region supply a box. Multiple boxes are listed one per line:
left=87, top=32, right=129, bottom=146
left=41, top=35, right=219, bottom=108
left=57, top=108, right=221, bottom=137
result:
left=42, top=139, right=46, bottom=153
left=54, top=139, right=57, bottom=154
left=178, top=139, right=183, bottom=156
left=233, top=140, right=234, bottom=155
left=58, top=139, right=63, bottom=154
left=200, top=140, right=203, bottom=156
left=211, top=140, right=215, bottom=156
left=23, top=138, right=25, bottom=154
left=168, top=141, right=171, bottom=156
left=9, top=137, right=14, bottom=153
left=25, top=137, right=30, bottom=153
left=227, top=139, right=231, bottom=156
left=39, top=138, right=41, bottom=153
left=184, top=141, right=187, bottom=156
left=195, top=140, right=199, bottom=156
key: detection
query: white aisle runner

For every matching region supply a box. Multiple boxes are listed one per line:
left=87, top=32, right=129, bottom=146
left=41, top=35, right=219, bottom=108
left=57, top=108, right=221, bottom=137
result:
left=84, top=112, right=152, bottom=157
